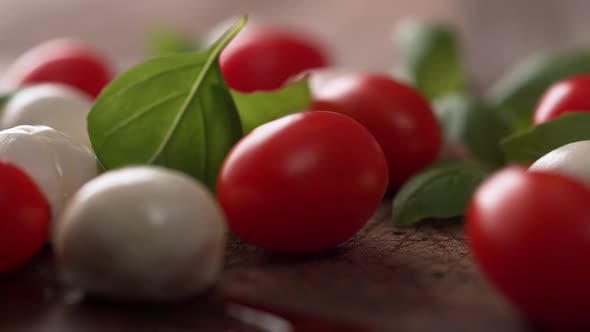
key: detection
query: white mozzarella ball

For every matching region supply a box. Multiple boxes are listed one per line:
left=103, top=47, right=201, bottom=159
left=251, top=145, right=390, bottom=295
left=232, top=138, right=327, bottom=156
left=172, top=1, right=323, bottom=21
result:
left=0, top=125, right=97, bottom=220
left=54, top=166, right=226, bottom=302
left=1, top=84, right=93, bottom=148
left=529, top=140, right=590, bottom=186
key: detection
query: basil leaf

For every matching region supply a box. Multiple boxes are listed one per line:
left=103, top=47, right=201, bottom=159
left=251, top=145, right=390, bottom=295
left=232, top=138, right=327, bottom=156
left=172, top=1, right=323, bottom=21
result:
left=0, top=93, right=13, bottom=110
left=434, top=94, right=511, bottom=167
left=489, top=50, right=590, bottom=130
left=501, top=112, right=590, bottom=163
left=392, top=161, right=492, bottom=228
left=231, top=78, right=311, bottom=134
left=147, top=25, right=198, bottom=56
left=394, top=19, right=465, bottom=100
left=88, top=17, right=247, bottom=191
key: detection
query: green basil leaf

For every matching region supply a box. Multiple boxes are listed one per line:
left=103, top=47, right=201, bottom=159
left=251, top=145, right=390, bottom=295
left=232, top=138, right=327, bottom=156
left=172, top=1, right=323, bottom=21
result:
left=88, top=16, right=247, bottom=191
left=231, top=78, right=311, bottom=134
left=489, top=50, right=590, bottom=131
left=434, top=94, right=511, bottom=167
left=0, top=93, right=13, bottom=110
left=501, top=112, right=590, bottom=163
left=394, top=19, right=465, bottom=100
left=392, top=161, right=492, bottom=228
left=147, top=25, right=198, bottom=56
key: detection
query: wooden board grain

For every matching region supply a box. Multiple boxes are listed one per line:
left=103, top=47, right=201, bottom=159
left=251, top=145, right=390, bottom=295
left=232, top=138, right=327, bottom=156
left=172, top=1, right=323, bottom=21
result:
left=0, top=204, right=534, bottom=332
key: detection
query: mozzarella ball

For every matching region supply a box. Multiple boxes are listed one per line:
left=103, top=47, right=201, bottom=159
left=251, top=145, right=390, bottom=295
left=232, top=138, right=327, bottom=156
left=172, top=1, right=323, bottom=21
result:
left=54, top=166, right=226, bottom=302
left=529, top=140, right=590, bottom=185
left=0, top=125, right=97, bottom=221
left=1, top=84, right=93, bottom=148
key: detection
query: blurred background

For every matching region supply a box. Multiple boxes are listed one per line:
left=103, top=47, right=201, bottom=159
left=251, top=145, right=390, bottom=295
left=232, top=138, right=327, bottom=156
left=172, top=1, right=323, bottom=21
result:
left=0, top=0, right=588, bottom=90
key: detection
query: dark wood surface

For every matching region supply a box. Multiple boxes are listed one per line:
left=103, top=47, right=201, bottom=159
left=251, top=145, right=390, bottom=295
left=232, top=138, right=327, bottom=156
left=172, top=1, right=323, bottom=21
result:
left=0, top=204, right=532, bottom=332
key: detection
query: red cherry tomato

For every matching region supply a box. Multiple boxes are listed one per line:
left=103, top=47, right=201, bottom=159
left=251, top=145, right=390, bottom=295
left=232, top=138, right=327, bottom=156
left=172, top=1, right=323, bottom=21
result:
left=466, top=167, right=590, bottom=330
left=220, top=26, right=329, bottom=92
left=533, top=74, right=590, bottom=124
left=216, top=111, right=388, bottom=253
left=3, top=39, right=112, bottom=98
left=0, top=161, right=50, bottom=272
left=311, top=73, right=441, bottom=190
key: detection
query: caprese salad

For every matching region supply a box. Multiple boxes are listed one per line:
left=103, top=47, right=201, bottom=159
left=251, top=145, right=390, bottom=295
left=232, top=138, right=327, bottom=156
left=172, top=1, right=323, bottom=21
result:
left=1, top=15, right=590, bottom=331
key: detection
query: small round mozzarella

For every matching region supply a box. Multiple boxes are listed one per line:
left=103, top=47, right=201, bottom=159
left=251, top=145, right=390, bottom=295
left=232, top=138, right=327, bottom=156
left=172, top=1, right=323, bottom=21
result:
left=529, top=140, right=590, bottom=185
left=54, top=166, right=226, bottom=302
left=0, top=125, right=97, bottom=220
left=1, top=84, right=93, bottom=148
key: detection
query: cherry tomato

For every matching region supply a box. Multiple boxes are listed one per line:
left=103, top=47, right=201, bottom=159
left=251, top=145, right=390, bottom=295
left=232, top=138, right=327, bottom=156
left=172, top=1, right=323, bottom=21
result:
left=2, top=39, right=112, bottom=98
left=220, top=26, right=329, bottom=92
left=216, top=111, right=388, bottom=253
left=466, top=167, right=590, bottom=330
left=0, top=160, right=50, bottom=272
left=311, top=73, right=441, bottom=190
left=533, top=74, right=590, bottom=124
